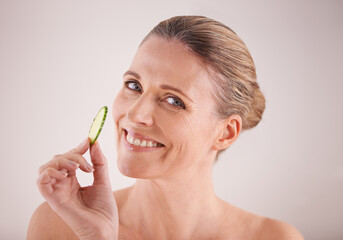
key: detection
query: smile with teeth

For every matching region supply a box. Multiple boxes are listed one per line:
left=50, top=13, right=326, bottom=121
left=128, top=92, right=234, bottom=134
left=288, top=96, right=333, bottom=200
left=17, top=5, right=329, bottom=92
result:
left=125, top=131, right=164, bottom=147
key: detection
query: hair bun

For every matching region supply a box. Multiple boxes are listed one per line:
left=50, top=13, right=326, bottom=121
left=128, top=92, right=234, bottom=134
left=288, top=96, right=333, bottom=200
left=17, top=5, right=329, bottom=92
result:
left=242, top=84, right=266, bottom=130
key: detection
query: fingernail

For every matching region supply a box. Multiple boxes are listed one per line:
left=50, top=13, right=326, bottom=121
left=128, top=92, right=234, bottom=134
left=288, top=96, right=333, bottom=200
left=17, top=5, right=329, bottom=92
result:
left=68, top=161, right=80, bottom=168
left=58, top=169, right=68, bottom=176
left=85, top=162, right=94, bottom=172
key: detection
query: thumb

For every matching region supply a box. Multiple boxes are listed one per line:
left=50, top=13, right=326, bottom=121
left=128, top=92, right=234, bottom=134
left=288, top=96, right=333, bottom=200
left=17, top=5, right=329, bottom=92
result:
left=89, top=141, right=111, bottom=185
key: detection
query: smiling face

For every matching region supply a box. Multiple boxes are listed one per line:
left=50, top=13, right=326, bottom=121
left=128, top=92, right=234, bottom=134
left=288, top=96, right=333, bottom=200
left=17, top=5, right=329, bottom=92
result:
left=112, top=36, right=224, bottom=179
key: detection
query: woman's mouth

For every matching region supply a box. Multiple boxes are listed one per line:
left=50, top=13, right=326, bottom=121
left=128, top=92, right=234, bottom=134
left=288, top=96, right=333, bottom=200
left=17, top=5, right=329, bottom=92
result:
left=122, top=129, right=165, bottom=152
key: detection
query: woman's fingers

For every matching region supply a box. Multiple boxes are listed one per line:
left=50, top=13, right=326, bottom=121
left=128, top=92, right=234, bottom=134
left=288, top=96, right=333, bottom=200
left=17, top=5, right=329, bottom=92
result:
left=67, top=137, right=90, bottom=155
left=64, top=153, right=94, bottom=172
left=37, top=168, right=68, bottom=195
left=39, top=168, right=68, bottom=183
left=37, top=138, right=94, bottom=198
left=39, top=152, right=94, bottom=175
left=39, top=137, right=91, bottom=171
left=39, top=156, right=80, bottom=174
left=63, top=138, right=94, bottom=172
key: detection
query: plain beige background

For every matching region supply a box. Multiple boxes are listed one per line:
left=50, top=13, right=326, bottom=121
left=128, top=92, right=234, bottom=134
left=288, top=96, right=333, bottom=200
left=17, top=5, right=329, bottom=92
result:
left=1, top=0, right=342, bottom=239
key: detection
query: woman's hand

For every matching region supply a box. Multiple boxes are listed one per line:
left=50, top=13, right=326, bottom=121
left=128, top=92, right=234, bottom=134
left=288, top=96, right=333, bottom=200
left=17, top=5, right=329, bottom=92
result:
left=37, top=138, right=119, bottom=240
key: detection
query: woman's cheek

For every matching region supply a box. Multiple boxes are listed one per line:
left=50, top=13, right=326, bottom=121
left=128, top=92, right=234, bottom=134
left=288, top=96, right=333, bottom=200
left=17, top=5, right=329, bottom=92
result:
left=112, top=91, right=128, bottom=121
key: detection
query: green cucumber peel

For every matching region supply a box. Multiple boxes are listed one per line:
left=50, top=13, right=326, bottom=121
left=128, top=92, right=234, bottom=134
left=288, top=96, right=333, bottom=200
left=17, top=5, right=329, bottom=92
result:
left=88, top=106, right=108, bottom=145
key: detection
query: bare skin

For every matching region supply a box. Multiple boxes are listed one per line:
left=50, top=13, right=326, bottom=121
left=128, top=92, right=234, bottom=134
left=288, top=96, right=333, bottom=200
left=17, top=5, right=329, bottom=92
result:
left=27, top=36, right=304, bottom=239
left=27, top=188, right=303, bottom=240
left=110, top=36, right=303, bottom=239
left=116, top=187, right=305, bottom=239
left=114, top=187, right=263, bottom=240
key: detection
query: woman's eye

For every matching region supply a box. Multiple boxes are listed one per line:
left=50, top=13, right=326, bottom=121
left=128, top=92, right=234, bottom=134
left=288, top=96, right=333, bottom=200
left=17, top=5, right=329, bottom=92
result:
left=165, top=96, right=185, bottom=109
left=124, top=81, right=185, bottom=109
left=124, top=81, right=141, bottom=92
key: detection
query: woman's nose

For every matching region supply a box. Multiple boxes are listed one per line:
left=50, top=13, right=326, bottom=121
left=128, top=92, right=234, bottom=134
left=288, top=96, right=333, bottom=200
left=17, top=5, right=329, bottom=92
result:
left=126, top=94, right=154, bottom=126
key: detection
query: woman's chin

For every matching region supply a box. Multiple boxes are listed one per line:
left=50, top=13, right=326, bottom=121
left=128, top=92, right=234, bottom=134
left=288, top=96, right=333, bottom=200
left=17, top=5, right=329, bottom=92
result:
left=118, top=164, right=142, bottom=178
left=116, top=156, right=155, bottom=179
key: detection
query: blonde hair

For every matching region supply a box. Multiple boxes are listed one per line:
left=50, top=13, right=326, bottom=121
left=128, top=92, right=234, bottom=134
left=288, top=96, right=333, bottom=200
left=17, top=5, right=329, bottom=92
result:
left=142, top=16, right=266, bottom=159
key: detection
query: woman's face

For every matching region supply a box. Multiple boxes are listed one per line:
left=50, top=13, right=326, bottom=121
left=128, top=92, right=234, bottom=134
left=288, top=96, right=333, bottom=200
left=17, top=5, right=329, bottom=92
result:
left=112, top=36, right=222, bottom=178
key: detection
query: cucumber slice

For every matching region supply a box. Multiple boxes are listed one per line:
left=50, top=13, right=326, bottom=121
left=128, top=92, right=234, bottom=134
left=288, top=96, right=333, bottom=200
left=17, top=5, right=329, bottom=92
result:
left=88, top=106, right=108, bottom=145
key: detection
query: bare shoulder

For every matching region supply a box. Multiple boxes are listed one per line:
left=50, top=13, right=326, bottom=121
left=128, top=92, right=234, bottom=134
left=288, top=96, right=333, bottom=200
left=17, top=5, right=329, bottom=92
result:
left=255, top=217, right=304, bottom=240
left=27, top=201, right=78, bottom=240
left=218, top=201, right=304, bottom=240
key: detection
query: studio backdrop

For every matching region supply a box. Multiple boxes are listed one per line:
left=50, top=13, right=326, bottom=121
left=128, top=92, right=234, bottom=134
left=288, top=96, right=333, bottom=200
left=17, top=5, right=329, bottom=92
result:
left=0, top=0, right=342, bottom=239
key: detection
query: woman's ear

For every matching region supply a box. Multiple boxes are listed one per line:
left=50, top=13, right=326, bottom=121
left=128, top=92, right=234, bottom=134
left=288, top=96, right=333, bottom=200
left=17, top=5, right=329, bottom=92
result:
left=212, top=114, right=242, bottom=151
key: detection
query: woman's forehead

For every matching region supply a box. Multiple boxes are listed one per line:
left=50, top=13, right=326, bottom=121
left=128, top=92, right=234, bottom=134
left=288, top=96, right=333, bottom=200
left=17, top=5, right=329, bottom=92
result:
left=129, top=37, right=213, bottom=98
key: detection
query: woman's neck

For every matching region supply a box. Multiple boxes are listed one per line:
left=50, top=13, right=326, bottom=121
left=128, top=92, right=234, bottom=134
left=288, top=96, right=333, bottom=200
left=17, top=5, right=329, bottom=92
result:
left=119, top=162, right=224, bottom=239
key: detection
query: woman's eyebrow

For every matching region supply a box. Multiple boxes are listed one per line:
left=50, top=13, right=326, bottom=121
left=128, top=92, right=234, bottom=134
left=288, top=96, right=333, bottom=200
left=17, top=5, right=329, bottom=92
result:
left=123, top=70, right=193, bottom=103
left=123, top=70, right=141, bottom=80
left=159, top=84, right=193, bottom=103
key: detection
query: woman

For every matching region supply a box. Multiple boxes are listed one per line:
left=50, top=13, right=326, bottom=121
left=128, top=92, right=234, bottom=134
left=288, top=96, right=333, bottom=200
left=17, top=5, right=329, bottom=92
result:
left=28, top=16, right=304, bottom=239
